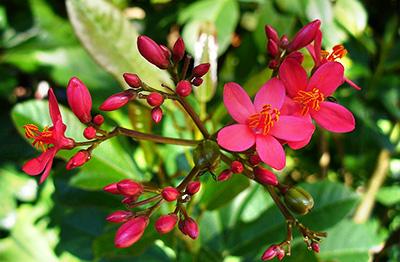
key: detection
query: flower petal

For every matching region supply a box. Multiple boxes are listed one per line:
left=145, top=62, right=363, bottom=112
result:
left=288, top=135, right=313, bottom=150
left=270, top=116, right=315, bottom=142
left=311, top=101, right=355, bottom=133
left=39, top=150, right=56, bottom=184
left=48, top=89, right=62, bottom=124
left=254, top=78, right=285, bottom=111
left=223, top=82, right=256, bottom=124
left=280, top=96, right=303, bottom=116
left=22, top=148, right=56, bottom=176
left=256, top=135, right=286, bottom=170
left=344, top=77, right=361, bottom=90
left=279, top=58, right=308, bottom=98
left=308, top=62, right=344, bottom=96
left=217, top=124, right=255, bottom=152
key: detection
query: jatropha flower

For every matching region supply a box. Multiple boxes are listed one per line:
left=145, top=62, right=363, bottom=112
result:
left=22, top=89, right=75, bottom=183
left=279, top=58, right=355, bottom=149
left=306, top=30, right=361, bottom=90
left=217, top=80, right=314, bottom=170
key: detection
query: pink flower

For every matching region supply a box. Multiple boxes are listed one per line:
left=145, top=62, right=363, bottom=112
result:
left=22, top=89, right=75, bottom=183
left=306, top=30, right=361, bottom=90
left=217, top=80, right=314, bottom=170
left=279, top=59, right=355, bottom=149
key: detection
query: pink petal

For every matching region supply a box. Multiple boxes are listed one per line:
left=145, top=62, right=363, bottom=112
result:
left=288, top=135, right=313, bottom=150
left=280, top=96, right=303, bottom=116
left=48, top=89, right=62, bottom=124
left=344, top=77, right=362, bottom=90
left=308, top=62, right=344, bottom=96
left=270, top=116, right=315, bottom=142
left=313, top=30, right=322, bottom=66
left=254, top=78, right=285, bottom=111
left=311, top=101, right=355, bottom=133
left=256, top=135, right=286, bottom=170
left=223, top=82, right=255, bottom=124
left=39, top=150, right=56, bottom=184
left=22, top=148, right=56, bottom=176
left=217, top=124, right=255, bottom=152
left=279, top=59, right=308, bottom=98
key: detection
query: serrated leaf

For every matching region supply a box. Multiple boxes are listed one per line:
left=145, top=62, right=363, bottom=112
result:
left=66, top=0, right=172, bottom=88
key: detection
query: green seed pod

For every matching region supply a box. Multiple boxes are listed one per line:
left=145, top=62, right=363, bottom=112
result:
left=193, top=140, right=220, bottom=171
left=283, top=186, right=314, bottom=215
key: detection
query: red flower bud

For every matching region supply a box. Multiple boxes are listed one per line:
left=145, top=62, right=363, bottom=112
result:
left=106, top=210, right=132, bottom=223
left=254, top=166, right=278, bottom=186
left=123, top=73, right=141, bottom=88
left=83, top=126, right=97, bottom=139
left=93, top=114, right=104, bottom=126
left=268, top=59, right=279, bottom=69
left=279, top=35, right=289, bottom=49
left=261, top=245, right=277, bottom=261
left=267, top=40, right=279, bottom=57
left=151, top=107, right=163, bottom=123
left=311, top=242, right=320, bottom=253
left=264, top=25, right=279, bottom=43
left=155, top=214, right=178, bottom=234
left=176, top=80, right=192, bottom=97
left=103, top=182, right=120, bottom=194
left=192, top=63, right=210, bottom=77
left=249, top=154, right=261, bottom=166
left=66, top=150, right=90, bottom=170
left=276, top=247, right=285, bottom=260
left=117, top=179, right=144, bottom=196
left=191, top=77, right=203, bottom=86
left=137, top=35, right=170, bottom=69
left=287, top=19, right=321, bottom=52
left=99, top=90, right=136, bottom=111
left=67, top=77, right=92, bottom=123
left=159, top=45, right=171, bottom=60
left=114, top=216, right=149, bottom=248
left=217, top=169, right=232, bottom=182
left=180, top=217, right=199, bottom=239
left=186, top=181, right=201, bottom=195
left=230, top=161, right=244, bottom=174
left=172, top=37, right=185, bottom=63
left=146, top=92, right=164, bottom=107
left=161, top=186, right=180, bottom=202
left=121, top=195, right=139, bottom=204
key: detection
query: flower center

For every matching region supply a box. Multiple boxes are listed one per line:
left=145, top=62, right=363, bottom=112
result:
left=248, top=105, right=280, bottom=135
left=293, top=88, right=325, bottom=115
left=321, top=44, right=347, bottom=62
left=24, top=124, right=54, bottom=151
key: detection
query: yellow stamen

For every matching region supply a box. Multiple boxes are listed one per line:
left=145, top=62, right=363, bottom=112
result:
left=293, top=88, right=325, bottom=115
left=248, top=105, right=280, bottom=135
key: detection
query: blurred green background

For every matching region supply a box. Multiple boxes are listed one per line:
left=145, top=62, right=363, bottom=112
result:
left=0, top=0, right=399, bottom=261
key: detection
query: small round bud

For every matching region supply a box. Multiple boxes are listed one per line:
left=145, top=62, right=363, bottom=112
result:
left=176, top=80, right=192, bottom=97
left=180, top=217, right=199, bottom=239
left=146, top=92, right=164, bottom=107
left=283, top=186, right=314, bottom=215
left=106, top=210, right=132, bottom=223
left=230, top=161, right=244, bottom=174
left=217, top=169, right=232, bottom=182
left=161, top=186, right=180, bottom=202
left=279, top=35, right=289, bottom=49
left=151, top=107, right=163, bottom=123
left=155, top=214, right=178, bottom=234
left=93, top=114, right=104, bottom=126
left=192, top=63, right=210, bottom=78
left=66, top=150, right=90, bottom=170
left=83, top=126, right=97, bottom=139
left=249, top=154, right=261, bottom=166
left=123, top=73, right=141, bottom=88
left=311, top=242, right=320, bottom=253
left=191, top=77, right=203, bottom=86
left=186, top=181, right=201, bottom=195
left=268, top=59, right=279, bottom=69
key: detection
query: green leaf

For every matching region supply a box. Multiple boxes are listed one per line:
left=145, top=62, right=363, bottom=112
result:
left=377, top=186, right=400, bottom=206
left=11, top=100, right=146, bottom=190
left=334, top=0, right=367, bottom=37
left=66, top=0, right=172, bottom=88
left=179, top=0, right=239, bottom=56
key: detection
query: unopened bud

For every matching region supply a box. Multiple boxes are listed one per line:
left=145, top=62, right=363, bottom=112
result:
left=67, top=77, right=92, bottom=123
left=151, top=107, right=163, bottom=123
left=146, top=92, right=164, bottom=107
left=117, top=179, right=144, bottom=196
left=172, top=37, right=185, bottom=63
left=261, top=245, right=278, bottom=261
left=106, top=210, right=132, bottom=223
left=176, top=80, right=192, bottom=97
left=180, top=217, right=199, bottom=239
left=137, top=35, right=170, bottom=69
left=83, top=126, right=97, bottom=139
left=191, top=77, right=203, bottom=86
left=279, top=35, right=289, bottom=49
left=186, top=181, right=201, bottom=195
left=103, top=183, right=120, bottom=194
left=161, top=186, right=180, bottom=202
left=217, top=169, right=232, bottom=182
left=267, top=40, right=279, bottom=57
left=159, top=45, right=171, bottom=60
left=249, top=154, right=261, bottom=166
left=254, top=166, right=278, bottom=186
left=155, top=214, right=178, bottom=234
left=268, top=59, right=279, bottom=69
left=93, top=114, right=104, bottom=126
left=311, top=242, right=320, bottom=253
left=123, top=73, right=141, bottom=88
left=66, top=150, right=90, bottom=170
left=121, top=195, right=139, bottom=204
left=283, top=186, right=314, bottom=215
left=264, top=25, right=279, bottom=42
left=114, top=216, right=149, bottom=248
left=287, top=19, right=321, bottom=52
left=99, top=90, right=136, bottom=111
left=192, top=63, right=210, bottom=78
left=230, top=161, right=244, bottom=174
